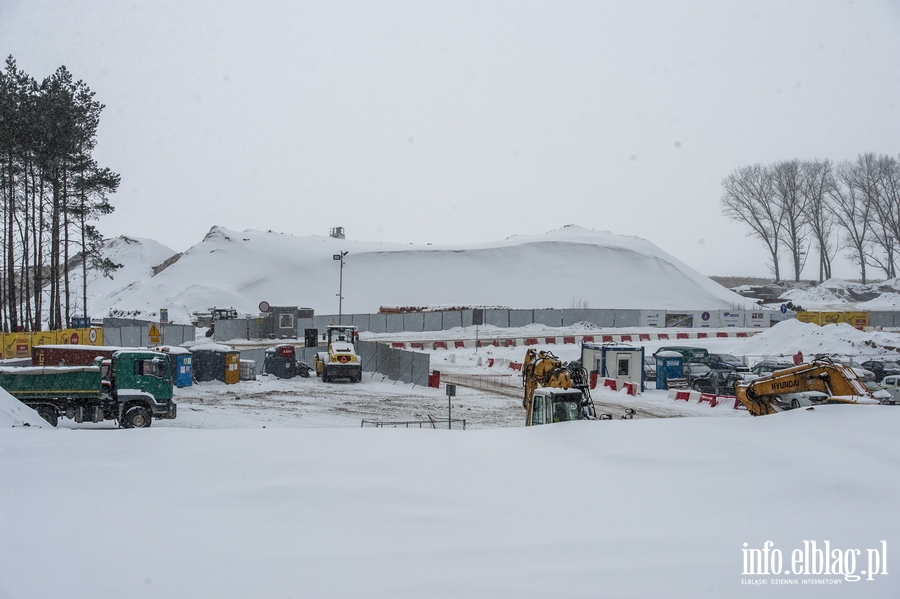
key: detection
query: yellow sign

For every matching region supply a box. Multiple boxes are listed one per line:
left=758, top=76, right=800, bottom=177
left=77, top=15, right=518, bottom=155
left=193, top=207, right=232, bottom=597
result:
left=149, top=323, right=162, bottom=344
left=1, top=327, right=104, bottom=359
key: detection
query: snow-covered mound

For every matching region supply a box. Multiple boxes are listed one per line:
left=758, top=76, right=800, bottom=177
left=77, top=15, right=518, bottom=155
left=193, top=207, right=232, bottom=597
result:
left=0, top=388, right=47, bottom=428
left=780, top=277, right=900, bottom=310
left=87, top=226, right=757, bottom=323
left=739, top=318, right=900, bottom=357
left=70, top=236, right=177, bottom=316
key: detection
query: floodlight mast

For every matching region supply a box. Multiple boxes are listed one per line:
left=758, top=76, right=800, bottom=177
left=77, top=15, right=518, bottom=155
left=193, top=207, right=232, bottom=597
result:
left=333, top=251, right=348, bottom=324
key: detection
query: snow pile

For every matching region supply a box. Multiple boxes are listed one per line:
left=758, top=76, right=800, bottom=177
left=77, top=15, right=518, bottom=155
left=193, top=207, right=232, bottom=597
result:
left=0, top=388, right=47, bottom=428
left=87, top=225, right=757, bottom=323
left=738, top=319, right=900, bottom=358
left=1, top=406, right=897, bottom=597
left=780, top=277, right=900, bottom=310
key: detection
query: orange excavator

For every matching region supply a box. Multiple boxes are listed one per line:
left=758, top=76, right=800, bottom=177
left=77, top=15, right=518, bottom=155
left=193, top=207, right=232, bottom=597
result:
left=522, top=349, right=598, bottom=426
left=734, top=358, right=876, bottom=416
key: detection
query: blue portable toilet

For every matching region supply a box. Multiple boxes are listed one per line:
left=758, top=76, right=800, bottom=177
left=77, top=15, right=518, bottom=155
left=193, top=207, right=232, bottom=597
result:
left=155, top=345, right=193, bottom=387
left=655, top=351, right=684, bottom=390
left=173, top=352, right=193, bottom=387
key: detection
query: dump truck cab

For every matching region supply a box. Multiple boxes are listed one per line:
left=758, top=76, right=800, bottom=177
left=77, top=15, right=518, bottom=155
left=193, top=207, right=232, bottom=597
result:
left=109, top=350, right=177, bottom=426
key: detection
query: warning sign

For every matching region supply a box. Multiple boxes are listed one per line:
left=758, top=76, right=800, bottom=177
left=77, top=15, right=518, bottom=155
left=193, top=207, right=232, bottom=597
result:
left=149, top=324, right=162, bottom=344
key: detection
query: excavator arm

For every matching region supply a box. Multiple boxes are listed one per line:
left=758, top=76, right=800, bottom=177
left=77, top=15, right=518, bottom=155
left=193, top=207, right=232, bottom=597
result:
left=522, top=349, right=595, bottom=425
left=734, top=359, right=872, bottom=416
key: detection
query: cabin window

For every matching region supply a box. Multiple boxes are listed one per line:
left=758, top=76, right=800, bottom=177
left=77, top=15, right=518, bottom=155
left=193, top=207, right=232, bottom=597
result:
left=532, top=395, right=544, bottom=425
left=279, top=313, right=294, bottom=329
left=134, top=358, right=168, bottom=378
left=617, top=355, right=631, bottom=376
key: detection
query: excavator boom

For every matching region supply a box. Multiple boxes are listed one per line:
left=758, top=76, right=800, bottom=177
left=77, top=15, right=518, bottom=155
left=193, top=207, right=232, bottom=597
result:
left=734, top=359, right=872, bottom=416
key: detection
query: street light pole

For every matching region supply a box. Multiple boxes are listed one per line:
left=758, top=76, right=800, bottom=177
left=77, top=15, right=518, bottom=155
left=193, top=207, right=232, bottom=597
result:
left=333, top=251, right=348, bottom=324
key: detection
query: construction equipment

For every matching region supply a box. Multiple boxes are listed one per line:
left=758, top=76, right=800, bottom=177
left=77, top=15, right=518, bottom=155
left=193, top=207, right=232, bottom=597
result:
left=734, top=358, right=877, bottom=416
left=314, top=325, right=362, bottom=383
left=522, top=349, right=596, bottom=426
left=0, top=350, right=177, bottom=428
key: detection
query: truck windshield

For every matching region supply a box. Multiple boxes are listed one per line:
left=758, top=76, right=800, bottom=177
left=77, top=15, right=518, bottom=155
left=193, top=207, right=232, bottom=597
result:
left=551, top=399, right=581, bottom=423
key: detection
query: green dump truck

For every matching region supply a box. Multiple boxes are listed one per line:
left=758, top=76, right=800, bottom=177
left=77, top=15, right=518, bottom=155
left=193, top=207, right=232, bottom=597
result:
left=0, top=349, right=177, bottom=428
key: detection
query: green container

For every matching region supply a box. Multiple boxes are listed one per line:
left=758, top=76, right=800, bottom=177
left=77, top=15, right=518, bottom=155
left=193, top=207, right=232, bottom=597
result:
left=0, top=365, right=102, bottom=401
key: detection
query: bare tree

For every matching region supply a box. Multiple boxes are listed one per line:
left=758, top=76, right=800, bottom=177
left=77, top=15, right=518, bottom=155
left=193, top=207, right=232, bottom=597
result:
left=721, top=164, right=783, bottom=280
left=772, top=160, right=810, bottom=281
left=829, top=159, right=875, bottom=283
left=800, top=159, right=837, bottom=282
left=853, top=153, right=896, bottom=278
left=875, top=154, right=900, bottom=278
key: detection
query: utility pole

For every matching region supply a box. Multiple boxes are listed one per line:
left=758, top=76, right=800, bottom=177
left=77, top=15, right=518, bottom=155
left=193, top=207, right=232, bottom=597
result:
left=333, top=251, right=348, bottom=324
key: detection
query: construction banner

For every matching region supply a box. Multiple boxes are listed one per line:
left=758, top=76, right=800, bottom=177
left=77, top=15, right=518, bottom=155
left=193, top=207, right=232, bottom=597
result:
left=796, top=311, right=869, bottom=330
left=0, top=328, right=104, bottom=360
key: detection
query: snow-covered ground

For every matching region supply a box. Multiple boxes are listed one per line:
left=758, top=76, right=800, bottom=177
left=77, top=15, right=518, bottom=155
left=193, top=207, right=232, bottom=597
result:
left=5, top=226, right=900, bottom=597
left=2, top=402, right=897, bottom=598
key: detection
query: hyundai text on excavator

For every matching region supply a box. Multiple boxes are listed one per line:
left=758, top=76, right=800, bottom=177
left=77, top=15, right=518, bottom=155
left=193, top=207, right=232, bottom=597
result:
left=734, top=358, right=878, bottom=416
left=314, top=324, right=362, bottom=382
left=522, top=348, right=599, bottom=425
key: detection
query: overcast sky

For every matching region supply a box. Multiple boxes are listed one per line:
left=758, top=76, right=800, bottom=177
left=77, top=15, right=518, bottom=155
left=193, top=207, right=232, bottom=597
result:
left=2, top=1, right=899, bottom=279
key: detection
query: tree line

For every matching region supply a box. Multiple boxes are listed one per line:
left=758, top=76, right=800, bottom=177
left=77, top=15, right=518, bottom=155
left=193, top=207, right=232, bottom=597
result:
left=0, top=56, right=119, bottom=333
left=721, top=154, right=900, bottom=284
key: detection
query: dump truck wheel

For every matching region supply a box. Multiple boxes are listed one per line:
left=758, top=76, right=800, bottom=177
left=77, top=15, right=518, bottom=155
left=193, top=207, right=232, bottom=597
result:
left=123, top=406, right=152, bottom=429
left=36, top=405, right=58, bottom=427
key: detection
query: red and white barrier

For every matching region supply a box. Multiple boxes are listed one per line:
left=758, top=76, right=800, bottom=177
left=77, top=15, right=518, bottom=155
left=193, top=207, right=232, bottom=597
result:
left=668, top=389, right=739, bottom=409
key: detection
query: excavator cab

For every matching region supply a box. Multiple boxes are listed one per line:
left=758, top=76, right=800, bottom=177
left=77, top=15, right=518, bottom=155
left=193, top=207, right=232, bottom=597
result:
left=527, top=388, right=585, bottom=425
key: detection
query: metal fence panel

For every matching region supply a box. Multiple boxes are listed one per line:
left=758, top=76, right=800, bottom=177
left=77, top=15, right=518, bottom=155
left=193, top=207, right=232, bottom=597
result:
left=562, top=309, right=594, bottom=326
left=214, top=319, right=248, bottom=341
left=614, top=309, right=641, bottom=327
left=402, top=312, right=425, bottom=332
left=593, top=310, right=616, bottom=327
left=162, top=324, right=196, bottom=345
left=442, top=310, right=462, bottom=329
left=120, top=326, right=143, bottom=347
left=386, top=314, right=405, bottom=333
left=398, top=350, right=414, bottom=384
left=485, top=309, right=509, bottom=327
left=412, top=352, right=429, bottom=387
left=533, top=309, right=562, bottom=327
left=357, top=340, right=378, bottom=372
left=461, top=310, right=474, bottom=327
left=313, top=315, right=333, bottom=332
left=424, top=311, right=443, bottom=331
left=869, top=311, right=895, bottom=327
left=509, top=309, right=533, bottom=328
left=349, top=314, right=370, bottom=331
left=368, top=314, right=387, bottom=333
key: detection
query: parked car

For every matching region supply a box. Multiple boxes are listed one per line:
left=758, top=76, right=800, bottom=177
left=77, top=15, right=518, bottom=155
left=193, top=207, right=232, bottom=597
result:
left=749, top=361, right=794, bottom=377
left=690, top=370, right=743, bottom=396
left=864, top=380, right=892, bottom=402
left=878, top=375, right=900, bottom=405
left=776, top=391, right=824, bottom=410
left=860, top=360, right=900, bottom=382
left=708, top=353, right=749, bottom=372
left=683, top=362, right=711, bottom=385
